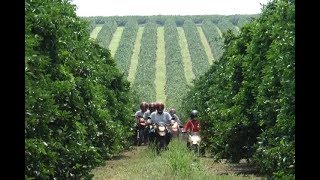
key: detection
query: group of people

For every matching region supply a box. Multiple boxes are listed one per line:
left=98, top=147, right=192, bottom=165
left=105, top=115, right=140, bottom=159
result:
left=134, top=101, right=200, bottom=147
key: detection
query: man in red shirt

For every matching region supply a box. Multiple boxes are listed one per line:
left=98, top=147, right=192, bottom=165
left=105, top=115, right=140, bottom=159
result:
left=183, top=110, right=201, bottom=149
left=183, top=110, right=200, bottom=133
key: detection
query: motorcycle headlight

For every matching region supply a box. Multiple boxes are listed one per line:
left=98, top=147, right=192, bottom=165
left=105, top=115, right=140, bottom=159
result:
left=189, top=135, right=201, bottom=143
left=159, top=132, right=166, bottom=136
left=158, top=126, right=165, bottom=131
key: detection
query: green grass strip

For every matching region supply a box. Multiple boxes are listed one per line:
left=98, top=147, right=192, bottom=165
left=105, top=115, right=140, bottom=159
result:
left=197, top=26, right=214, bottom=66
left=91, top=139, right=259, bottom=179
left=155, top=27, right=167, bottom=103
left=183, top=20, right=210, bottom=78
left=89, top=24, right=103, bottom=40
left=177, top=27, right=195, bottom=87
left=201, top=20, right=225, bottom=62
left=215, top=25, right=223, bottom=38
left=108, top=27, right=124, bottom=57
left=163, top=19, right=189, bottom=111
left=127, top=27, right=144, bottom=84
left=131, top=22, right=157, bottom=102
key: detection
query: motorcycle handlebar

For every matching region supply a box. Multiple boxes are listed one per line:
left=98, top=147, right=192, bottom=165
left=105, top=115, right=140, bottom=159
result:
left=155, top=122, right=171, bottom=126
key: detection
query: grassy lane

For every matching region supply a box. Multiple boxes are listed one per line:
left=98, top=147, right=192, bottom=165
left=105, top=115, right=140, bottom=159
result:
left=201, top=20, right=225, bottom=62
left=155, top=27, right=167, bottom=104
left=177, top=27, right=195, bottom=87
left=197, top=26, right=214, bottom=66
left=127, top=27, right=144, bottom=84
left=215, top=25, right=223, bottom=38
left=108, top=27, right=124, bottom=57
left=114, top=20, right=139, bottom=78
left=183, top=20, right=209, bottom=78
left=91, top=139, right=263, bottom=180
left=95, top=20, right=118, bottom=50
left=163, top=19, right=189, bottom=111
left=89, top=24, right=103, bottom=40
left=216, top=21, right=238, bottom=35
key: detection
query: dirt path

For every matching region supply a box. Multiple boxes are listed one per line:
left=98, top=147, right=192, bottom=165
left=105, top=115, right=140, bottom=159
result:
left=91, top=146, right=149, bottom=180
left=91, top=145, right=263, bottom=180
left=199, top=157, right=261, bottom=178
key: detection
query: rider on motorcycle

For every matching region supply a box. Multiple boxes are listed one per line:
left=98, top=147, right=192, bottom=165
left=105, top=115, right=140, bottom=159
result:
left=169, top=108, right=182, bottom=126
left=135, top=102, right=149, bottom=145
left=144, top=102, right=157, bottom=144
left=150, top=102, right=172, bottom=146
left=183, top=110, right=200, bottom=148
left=144, top=102, right=157, bottom=120
left=169, top=108, right=182, bottom=138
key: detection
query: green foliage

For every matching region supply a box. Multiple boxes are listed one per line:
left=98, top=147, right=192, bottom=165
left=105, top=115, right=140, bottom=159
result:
left=181, top=0, right=294, bottom=177
left=252, top=0, right=295, bottom=177
left=95, top=20, right=117, bottom=48
left=216, top=16, right=239, bottom=35
left=183, top=19, right=210, bottom=77
left=85, top=15, right=255, bottom=110
left=85, top=15, right=257, bottom=28
left=164, top=19, right=189, bottom=111
left=114, top=19, right=139, bottom=77
left=201, top=19, right=225, bottom=61
left=131, top=22, right=158, bottom=102
left=236, top=15, right=259, bottom=28
left=81, top=17, right=97, bottom=33
left=25, top=0, right=134, bottom=178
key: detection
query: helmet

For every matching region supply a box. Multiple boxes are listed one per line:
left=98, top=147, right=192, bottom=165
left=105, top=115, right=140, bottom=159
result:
left=169, top=108, right=176, bottom=115
left=190, top=110, right=198, bottom=118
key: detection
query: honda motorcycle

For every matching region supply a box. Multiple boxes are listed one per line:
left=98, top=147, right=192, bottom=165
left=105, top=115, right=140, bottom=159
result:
left=154, top=122, right=170, bottom=153
left=170, top=119, right=180, bottom=138
left=147, top=118, right=156, bottom=145
left=136, top=117, right=147, bottom=146
left=188, top=132, right=201, bottom=156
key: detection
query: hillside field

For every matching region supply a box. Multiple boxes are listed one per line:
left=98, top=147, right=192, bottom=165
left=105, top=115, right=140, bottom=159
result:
left=86, top=15, right=255, bottom=111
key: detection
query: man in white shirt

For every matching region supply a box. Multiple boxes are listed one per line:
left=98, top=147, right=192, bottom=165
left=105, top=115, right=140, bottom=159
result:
left=134, top=102, right=149, bottom=145
left=150, top=102, right=172, bottom=146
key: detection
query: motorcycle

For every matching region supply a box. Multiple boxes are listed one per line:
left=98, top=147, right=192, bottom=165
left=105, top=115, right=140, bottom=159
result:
left=170, top=119, right=180, bottom=138
left=136, top=117, right=147, bottom=146
left=179, top=125, right=184, bottom=140
left=188, top=132, right=202, bottom=156
left=154, top=122, right=170, bottom=153
left=147, top=118, right=156, bottom=145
